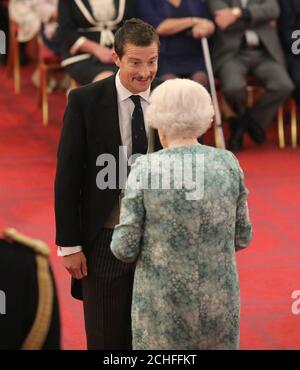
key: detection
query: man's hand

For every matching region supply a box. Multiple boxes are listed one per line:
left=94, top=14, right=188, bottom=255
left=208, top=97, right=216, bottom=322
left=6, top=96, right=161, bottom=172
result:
left=63, top=251, right=88, bottom=280
left=214, top=8, right=241, bottom=31
left=192, top=19, right=215, bottom=39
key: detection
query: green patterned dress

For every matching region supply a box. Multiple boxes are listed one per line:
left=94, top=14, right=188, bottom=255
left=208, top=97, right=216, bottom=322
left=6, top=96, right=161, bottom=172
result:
left=111, top=144, right=252, bottom=350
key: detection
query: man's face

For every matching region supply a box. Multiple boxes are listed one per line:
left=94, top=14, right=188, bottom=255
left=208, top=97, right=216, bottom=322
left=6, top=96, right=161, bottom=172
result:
left=113, top=42, right=159, bottom=93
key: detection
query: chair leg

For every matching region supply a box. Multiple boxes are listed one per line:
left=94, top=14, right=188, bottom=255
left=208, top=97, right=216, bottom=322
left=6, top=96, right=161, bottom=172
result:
left=12, top=33, right=21, bottom=94
left=37, top=65, right=42, bottom=107
left=290, top=98, right=298, bottom=148
left=40, top=64, right=48, bottom=126
left=277, top=106, right=285, bottom=149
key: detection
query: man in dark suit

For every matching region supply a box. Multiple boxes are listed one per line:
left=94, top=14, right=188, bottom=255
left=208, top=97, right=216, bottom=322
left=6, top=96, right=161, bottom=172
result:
left=0, top=228, right=60, bottom=350
left=55, top=18, right=161, bottom=350
left=278, top=0, right=300, bottom=110
left=207, top=0, right=294, bottom=151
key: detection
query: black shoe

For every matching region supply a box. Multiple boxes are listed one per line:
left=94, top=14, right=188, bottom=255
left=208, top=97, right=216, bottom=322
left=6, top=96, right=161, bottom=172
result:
left=247, top=119, right=266, bottom=144
left=228, top=136, right=243, bottom=152
left=227, top=116, right=247, bottom=152
left=0, top=54, right=7, bottom=65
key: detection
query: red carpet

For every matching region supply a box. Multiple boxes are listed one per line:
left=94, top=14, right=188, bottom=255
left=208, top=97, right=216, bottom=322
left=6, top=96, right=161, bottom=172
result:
left=1, top=65, right=300, bottom=349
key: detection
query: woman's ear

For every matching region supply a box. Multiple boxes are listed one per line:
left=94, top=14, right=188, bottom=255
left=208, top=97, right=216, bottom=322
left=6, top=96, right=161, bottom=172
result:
left=158, top=129, right=167, bottom=148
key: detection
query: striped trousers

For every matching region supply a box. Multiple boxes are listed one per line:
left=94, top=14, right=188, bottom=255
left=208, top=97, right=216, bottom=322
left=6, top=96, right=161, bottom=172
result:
left=82, top=228, right=134, bottom=350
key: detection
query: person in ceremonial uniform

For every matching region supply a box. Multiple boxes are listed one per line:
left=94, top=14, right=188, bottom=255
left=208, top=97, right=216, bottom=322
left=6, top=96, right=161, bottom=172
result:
left=0, top=228, right=61, bottom=350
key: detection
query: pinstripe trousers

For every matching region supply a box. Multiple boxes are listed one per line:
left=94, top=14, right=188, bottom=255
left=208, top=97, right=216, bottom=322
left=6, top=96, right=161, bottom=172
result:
left=82, top=228, right=134, bottom=350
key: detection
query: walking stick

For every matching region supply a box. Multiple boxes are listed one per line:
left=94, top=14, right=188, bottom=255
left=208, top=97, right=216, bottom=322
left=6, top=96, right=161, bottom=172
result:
left=201, top=37, right=226, bottom=149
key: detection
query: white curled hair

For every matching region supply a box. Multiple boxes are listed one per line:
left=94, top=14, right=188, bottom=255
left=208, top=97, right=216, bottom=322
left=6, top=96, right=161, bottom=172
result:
left=146, top=78, right=215, bottom=138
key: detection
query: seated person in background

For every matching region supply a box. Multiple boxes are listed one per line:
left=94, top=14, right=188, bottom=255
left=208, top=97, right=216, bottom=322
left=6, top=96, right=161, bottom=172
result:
left=9, top=0, right=41, bottom=43
left=9, top=1, right=62, bottom=87
left=135, top=0, right=215, bottom=86
left=0, top=228, right=60, bottom=350
left=207, top=0, right=294, bottom=152
left=111, top=78, right=252, bottom=350
left=9, top=1, right=60, bottom=55
left=278, top=0, right=300, bottom=110
left=58, top=0, right=134, bottom=85
left=35, top=0, right=61, bottom=56
left=9, top=0, right=42, bottom=65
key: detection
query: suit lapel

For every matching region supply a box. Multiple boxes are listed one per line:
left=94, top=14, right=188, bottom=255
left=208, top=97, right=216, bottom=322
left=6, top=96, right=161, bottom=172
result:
left=293, top=0, right=300, bottom=13
left=98, top=75, right=122, bottom=158
left=74, top=0, right=97, bottom=24
left=114, top=0, right=119, bottom=11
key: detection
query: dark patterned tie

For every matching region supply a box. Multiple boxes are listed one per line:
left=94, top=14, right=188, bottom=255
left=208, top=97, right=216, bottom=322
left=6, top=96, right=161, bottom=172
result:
left=130, top=95, right=148, bottom=155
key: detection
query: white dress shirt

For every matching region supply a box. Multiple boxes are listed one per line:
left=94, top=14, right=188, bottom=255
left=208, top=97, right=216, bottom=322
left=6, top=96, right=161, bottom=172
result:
left=58, top=71, right=151, bottom=256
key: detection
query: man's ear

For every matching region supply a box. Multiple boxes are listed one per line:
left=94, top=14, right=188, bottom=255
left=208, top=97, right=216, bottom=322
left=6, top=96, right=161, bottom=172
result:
left=112, top=50, right=121, bottom=67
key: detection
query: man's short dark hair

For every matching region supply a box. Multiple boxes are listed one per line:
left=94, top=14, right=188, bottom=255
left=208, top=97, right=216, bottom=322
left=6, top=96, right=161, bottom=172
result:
left=114, top=18, right=160, bottom=58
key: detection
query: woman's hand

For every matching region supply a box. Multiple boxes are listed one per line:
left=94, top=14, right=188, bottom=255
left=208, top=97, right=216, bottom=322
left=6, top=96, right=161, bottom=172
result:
left=93, top=45, right=114, bottom=64
left=75, top=39, right=113, bottom=64
left=192, top=19, right=215, bottom=39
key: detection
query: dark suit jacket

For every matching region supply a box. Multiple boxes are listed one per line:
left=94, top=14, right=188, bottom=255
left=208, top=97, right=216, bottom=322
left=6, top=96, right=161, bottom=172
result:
left=207, top=0, right=286, bottom=72
left=55, top=75, right=162, bottom=252
left=278, top=0, right=300, bottom=53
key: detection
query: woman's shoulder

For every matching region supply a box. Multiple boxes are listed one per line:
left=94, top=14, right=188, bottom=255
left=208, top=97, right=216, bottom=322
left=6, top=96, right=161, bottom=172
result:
left=148, top=144, right=233, bottom=157
left=134, top=145, right=238, bottom=166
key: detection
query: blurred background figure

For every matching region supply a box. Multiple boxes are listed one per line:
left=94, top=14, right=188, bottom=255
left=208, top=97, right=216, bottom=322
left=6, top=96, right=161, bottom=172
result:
left=8, top=0, right=62, bottom=89
left=278, top=0, right=300, bottom=111
left=207, top=0, right=294, bottom=152
left=111, top=79, right=253, bottom=350
left=9, top=0, right=60, bottom=55
left=0, top=0, right=9, bottom=65
left=58, top=0, right=134, bottom=85
left=9, top=0, right=41, bottom=65
left=135, top=0, right=215, bottom=86
left=35, top=0, right=61, bottom=56
left=0, top=228, right=61, bottom=350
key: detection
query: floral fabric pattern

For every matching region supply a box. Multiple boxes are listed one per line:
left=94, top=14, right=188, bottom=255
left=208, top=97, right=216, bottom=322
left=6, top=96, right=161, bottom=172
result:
left=111, top=144, right=253, bottom=350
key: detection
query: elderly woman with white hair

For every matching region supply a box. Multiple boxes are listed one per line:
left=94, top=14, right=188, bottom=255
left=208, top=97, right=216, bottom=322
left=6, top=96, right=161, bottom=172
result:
left=110, top=79, right=253, bottom=350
